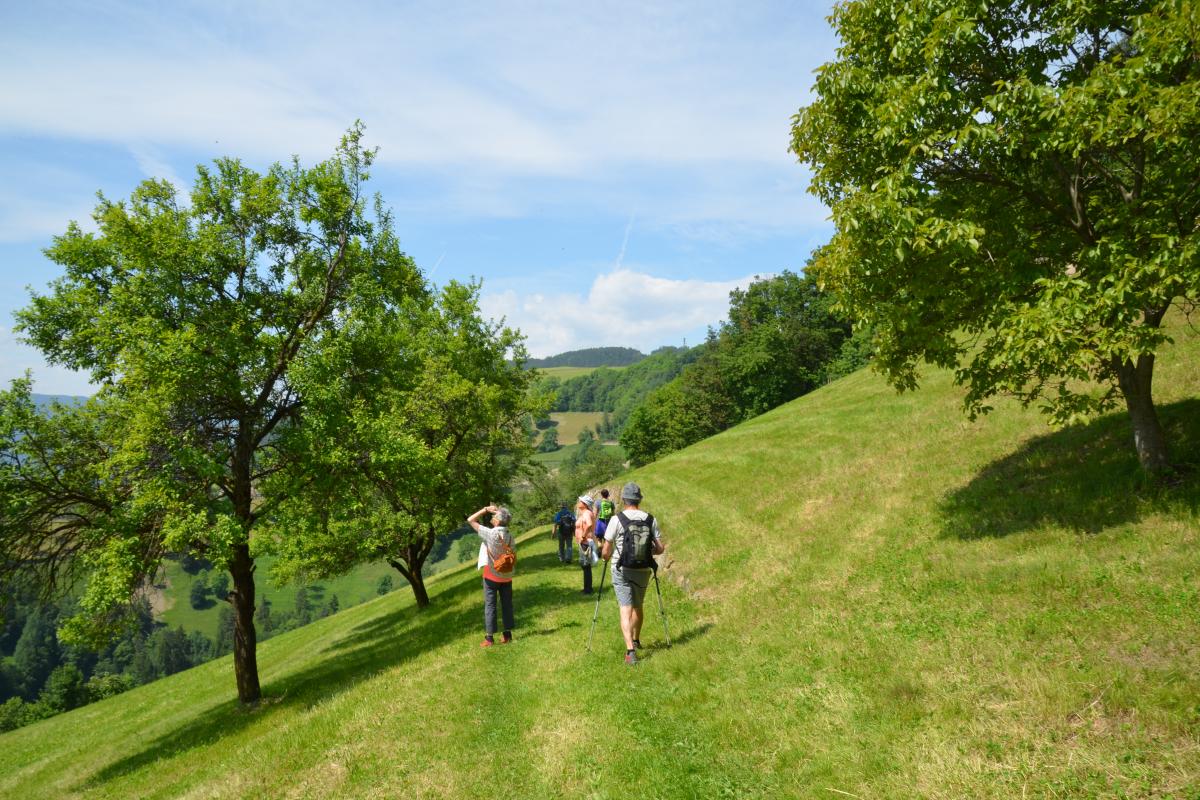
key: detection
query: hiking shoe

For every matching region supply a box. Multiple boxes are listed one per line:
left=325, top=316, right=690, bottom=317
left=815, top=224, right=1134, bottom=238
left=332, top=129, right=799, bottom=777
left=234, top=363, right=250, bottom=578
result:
left=501, top=633, right=513, bottom=644
left=624, top=651, right=639, bottom=665
left=480, top=638, right=494, bottom=648
left=632, top=639, right=642, bottom=650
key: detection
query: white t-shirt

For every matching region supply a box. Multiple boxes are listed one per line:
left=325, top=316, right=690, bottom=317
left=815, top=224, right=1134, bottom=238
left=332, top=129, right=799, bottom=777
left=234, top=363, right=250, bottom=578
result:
left=475, top=525, right=514, bottom=579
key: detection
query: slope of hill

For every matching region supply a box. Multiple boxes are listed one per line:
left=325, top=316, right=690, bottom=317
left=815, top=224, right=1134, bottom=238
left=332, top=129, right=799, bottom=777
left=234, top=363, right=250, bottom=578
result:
left=2, top=320, right=1196, bottom=798
left=526, top=346, right=645, bottom=368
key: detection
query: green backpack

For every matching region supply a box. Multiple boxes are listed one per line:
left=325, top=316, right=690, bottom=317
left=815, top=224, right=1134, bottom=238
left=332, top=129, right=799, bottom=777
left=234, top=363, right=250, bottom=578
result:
left=597, top=498, right=615, bottom=522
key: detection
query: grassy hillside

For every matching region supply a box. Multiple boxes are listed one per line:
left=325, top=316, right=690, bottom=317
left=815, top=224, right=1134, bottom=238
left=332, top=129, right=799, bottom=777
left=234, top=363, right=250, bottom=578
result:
left=157, top=557, right=400, bottom=638
left=537, top=365, right=625, bottom=381
left=2, top=320, right=1197, bottom=798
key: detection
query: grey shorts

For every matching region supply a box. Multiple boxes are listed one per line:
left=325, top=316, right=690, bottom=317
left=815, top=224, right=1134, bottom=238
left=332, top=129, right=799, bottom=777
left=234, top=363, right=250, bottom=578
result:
left=611, top=567, right=652, bottom=608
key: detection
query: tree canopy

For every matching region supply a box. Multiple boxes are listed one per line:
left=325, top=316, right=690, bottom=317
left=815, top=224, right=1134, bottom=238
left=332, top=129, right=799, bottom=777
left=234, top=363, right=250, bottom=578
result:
left=3, top=124, right=425, bottom=704
left=791, top=0, right=1199, bottom=473
left=263, top=280, right=544, bottom=607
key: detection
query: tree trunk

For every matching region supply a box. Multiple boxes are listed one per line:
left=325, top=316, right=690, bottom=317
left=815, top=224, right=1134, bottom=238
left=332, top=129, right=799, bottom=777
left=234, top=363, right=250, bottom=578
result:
left=1114, top=353, right=1171, bottom=475
left=229, top=543, right=261, bottom=704
left=387, top=556, right=430, bottom=609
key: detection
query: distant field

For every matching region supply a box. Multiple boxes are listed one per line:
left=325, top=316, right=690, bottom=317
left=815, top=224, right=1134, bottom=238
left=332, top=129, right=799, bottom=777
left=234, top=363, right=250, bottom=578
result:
left=535, top=365, right=625, bottom=381
left=547, top=411, right=606, bottom=443
left=531, top=441, right=625, bottom=467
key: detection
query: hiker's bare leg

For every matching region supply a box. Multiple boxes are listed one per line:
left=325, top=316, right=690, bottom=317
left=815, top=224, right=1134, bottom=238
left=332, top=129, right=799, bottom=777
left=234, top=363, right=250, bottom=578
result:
left=619, top=605, right=636, bottom=649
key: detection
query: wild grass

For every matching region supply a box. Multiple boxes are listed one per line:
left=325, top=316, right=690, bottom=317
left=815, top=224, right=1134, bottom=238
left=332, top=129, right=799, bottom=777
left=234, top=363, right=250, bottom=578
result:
left=2, top=319, right=1197, bottom=798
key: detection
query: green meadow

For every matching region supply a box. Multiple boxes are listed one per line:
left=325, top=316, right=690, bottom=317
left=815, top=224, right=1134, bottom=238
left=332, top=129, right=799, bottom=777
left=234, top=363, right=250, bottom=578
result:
left=536, top=365, right=621, bottom=381
left=2, top=320, right=1197, bottom=798
left=156, top=557, right=400, bottom=639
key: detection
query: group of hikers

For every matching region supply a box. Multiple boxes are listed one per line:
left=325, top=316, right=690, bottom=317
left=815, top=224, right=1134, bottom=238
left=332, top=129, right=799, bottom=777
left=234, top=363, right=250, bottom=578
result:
left=466, top=482, right=666, bottom=664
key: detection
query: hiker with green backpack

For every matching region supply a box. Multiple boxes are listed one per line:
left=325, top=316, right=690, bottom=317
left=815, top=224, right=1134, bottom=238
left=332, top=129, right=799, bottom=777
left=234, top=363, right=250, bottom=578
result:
left=600, top=482, right=665, bottom=665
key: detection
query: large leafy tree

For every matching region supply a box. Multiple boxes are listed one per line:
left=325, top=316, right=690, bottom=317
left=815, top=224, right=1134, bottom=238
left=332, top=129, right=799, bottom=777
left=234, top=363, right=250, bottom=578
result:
left=264, top=281, right=544, bottom=607
left=5, top=124, right=424, bottom=703
left=791, top=0, right=1199, bottom=473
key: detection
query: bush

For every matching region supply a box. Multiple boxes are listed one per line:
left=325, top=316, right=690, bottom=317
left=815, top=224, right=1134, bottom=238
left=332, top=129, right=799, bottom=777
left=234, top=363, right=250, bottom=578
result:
left=85, top=672, right=134, bottom=702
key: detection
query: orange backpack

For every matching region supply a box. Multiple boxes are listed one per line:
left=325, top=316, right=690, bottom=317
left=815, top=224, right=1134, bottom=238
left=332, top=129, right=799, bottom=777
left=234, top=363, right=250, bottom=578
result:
left=492, top=537, right=516, bottom=574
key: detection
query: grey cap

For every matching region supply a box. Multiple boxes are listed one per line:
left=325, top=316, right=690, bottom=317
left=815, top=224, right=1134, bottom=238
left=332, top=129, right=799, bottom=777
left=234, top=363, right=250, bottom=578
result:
left=577, top=494, right=595, bottom=510
left=620, top=481, right=643, bottom=502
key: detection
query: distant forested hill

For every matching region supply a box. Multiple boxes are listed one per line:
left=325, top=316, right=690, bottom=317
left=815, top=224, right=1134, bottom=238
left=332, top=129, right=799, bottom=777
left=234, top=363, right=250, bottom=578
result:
left=539, top=345, right=700, bottom=431
left=31, top=394, right=88, bottom=410
left=526, top=346, right=645, bottom=368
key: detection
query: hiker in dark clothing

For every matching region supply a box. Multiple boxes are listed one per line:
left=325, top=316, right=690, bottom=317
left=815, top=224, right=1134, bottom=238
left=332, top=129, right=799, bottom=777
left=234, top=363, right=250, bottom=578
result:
left=553, top=502, right=575, bottom=564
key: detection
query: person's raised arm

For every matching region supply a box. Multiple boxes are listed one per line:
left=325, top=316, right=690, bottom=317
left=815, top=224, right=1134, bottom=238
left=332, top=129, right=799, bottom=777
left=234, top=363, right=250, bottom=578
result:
left=468, top=505, right=496, bottom=535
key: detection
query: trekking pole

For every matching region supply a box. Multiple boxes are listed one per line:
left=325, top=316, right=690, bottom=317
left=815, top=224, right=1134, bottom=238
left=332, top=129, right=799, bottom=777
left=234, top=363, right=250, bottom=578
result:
left=652, top=567, right=672, bottom=647
left=586, top=558, right=608, bottom=652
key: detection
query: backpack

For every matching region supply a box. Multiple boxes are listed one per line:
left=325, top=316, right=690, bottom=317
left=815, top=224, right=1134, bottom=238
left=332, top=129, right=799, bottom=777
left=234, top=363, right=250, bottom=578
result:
left=597, top=498, right=615, bottom=521
left=556, top=513, right=575, bottom=538
left=615, top=512, right=656, bottom=569
left=492, top=536, right=516, bottom=575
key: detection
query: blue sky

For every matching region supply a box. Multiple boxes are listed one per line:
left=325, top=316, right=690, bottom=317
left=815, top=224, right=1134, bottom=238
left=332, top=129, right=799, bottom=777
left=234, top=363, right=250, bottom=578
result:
left=0, top=1, right=839, bottom=395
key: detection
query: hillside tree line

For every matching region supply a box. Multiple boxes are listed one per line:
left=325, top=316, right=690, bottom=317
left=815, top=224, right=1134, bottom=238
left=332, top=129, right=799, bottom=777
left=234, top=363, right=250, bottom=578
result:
left=621, top=271, right=869, bottom=465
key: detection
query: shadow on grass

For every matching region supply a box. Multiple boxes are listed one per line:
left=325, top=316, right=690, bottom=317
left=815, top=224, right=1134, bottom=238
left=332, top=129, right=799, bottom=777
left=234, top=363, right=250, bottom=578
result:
left=83, top=557, right=627, bottom=789
left=940, top=399, right=1200, bottom=539
left=642, top=622, right=714, bottom=654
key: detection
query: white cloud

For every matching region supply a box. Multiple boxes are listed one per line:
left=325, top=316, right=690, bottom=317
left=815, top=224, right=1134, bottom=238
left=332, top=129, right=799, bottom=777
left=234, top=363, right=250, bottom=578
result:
left=0, top=326, right=94, bottom=396
left=480, top=267, right=764, bottom=358
left=0, top=2, right=833, bottom=176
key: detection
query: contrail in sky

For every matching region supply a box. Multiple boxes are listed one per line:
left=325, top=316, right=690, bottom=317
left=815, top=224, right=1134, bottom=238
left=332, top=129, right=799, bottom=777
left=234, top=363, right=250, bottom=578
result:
left=614, top=212, right=635, bottom=270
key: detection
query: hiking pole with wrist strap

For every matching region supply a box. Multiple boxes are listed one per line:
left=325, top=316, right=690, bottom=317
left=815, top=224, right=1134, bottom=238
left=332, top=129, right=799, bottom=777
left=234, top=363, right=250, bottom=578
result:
left=586, top=558, right=608, bottom=652
left=652, top=565, right=672, bottom=647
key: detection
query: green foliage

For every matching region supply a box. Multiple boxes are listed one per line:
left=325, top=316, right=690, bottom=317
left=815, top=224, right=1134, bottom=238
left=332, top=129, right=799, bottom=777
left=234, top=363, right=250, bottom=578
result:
left=526, top=346, right=645, bottom=368
left=188, top=578, right=209, bottom=610
left=208, top=572, right=229, bottom=600
left=621, top=271, right=852, bottom=465
left=2, top=123, right=428, bottom=702
left=375, top=575, right=394, bottom=596
left=791, top=0, right=1200, bottom=471
left=550, top=346, right=699, bottom=430
left=262, top=280, right=546, bottom=607
left=213, top=606, right=234, bottom=658
left=0, top=586, right=210, bottom=733
left=537, top=427, right=561, bottom=452
left=39, top=664, right=88, bottom=712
